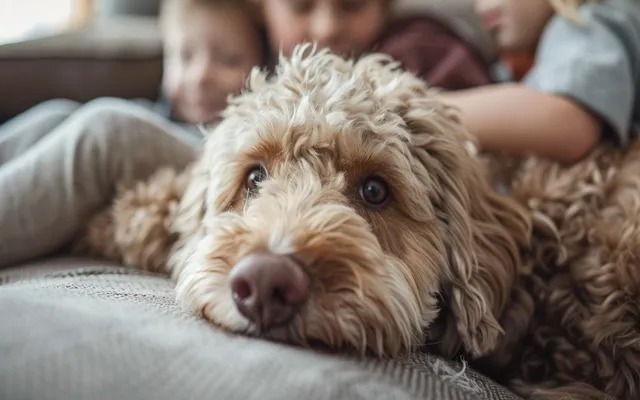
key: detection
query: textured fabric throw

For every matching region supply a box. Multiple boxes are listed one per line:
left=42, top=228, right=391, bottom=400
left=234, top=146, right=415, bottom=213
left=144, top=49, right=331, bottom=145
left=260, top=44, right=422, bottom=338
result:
left=0, top=259, right=522, bottom=400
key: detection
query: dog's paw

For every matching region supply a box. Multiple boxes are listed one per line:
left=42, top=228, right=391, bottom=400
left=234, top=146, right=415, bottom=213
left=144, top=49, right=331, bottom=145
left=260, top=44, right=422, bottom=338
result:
left=111, top=168, right=188, bottom=273
left=75, top=167, right=190, bottom=273
left=72, top=208, right=121, bottom=261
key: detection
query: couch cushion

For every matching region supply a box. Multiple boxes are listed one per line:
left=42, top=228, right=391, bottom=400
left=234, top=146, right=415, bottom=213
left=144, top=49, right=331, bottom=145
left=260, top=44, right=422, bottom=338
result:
left=0, top=260, right=521, bottom=400
left=0, top=256, right=125, bottom=284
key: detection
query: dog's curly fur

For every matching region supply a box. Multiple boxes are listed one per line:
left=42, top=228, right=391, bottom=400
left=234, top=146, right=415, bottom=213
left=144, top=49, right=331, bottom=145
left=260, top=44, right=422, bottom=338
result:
left=479, top=144, right=640, bottom=400
left=75, top=44, right=639, bottom=400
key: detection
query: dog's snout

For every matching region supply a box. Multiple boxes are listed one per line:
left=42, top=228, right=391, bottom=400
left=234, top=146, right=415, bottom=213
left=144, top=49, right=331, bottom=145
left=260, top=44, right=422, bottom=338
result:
left=229, top=252, right=310, bottom=329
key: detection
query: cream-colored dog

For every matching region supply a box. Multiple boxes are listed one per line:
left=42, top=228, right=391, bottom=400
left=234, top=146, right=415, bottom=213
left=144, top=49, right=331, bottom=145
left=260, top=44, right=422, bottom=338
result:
left=77, top=44, right=640, bottom=400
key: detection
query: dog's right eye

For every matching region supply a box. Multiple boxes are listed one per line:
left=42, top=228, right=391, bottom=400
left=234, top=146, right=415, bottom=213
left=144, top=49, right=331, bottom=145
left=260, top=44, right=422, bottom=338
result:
left=359, top=176, right=390, bottom=207
left=245, top=165, right=268, bottom=193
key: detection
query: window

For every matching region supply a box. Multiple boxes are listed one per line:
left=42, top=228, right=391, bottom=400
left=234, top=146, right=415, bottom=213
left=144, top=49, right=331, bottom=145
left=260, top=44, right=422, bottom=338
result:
left=0, top=0, right=76, bottom=44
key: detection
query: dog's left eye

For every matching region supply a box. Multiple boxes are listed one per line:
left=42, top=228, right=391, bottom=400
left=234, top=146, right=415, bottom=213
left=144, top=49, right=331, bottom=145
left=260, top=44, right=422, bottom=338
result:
left=245, top=165, right=268, bottom=193
left=359, top=177, right=389, bottom=207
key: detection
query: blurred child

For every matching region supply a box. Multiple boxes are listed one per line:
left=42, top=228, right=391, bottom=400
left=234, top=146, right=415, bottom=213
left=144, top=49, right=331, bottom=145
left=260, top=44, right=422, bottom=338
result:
left=259, top=0, right=496, bottom=91
left=0, top=0, right=265, bottom=268
left=0, top=0, right=265, bottom=164
left=159, top=0, right=266, bottom=124
left=442, top=0, right=640, bottom=163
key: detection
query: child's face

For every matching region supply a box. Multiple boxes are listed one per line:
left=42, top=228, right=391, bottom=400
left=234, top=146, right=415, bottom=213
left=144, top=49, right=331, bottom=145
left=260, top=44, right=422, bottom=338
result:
left=475, top=0, right=554, bottom=53
left=261, top=0, right=387, bottom=58
left=162, top=5, right=263, bottom=124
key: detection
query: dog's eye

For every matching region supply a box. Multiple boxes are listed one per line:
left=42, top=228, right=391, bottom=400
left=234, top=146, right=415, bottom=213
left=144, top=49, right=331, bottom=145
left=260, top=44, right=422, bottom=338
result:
left=359, top=177, right=389, bottom=206
left=245, top=165, right=268, bottom=192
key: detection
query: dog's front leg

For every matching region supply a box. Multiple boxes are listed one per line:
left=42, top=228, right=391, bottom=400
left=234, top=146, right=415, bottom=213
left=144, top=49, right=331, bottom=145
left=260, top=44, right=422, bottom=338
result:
left=73, top=167, right=191, bottom=274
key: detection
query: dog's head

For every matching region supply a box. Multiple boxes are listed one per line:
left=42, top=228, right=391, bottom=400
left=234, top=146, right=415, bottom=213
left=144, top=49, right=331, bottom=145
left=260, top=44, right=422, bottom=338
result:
left=172, top=44, right=531, bottom=358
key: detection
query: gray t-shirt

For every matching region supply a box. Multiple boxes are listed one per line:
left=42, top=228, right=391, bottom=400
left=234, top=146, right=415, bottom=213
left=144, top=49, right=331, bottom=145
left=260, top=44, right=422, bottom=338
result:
left=522, top=0, right=640, bottom=146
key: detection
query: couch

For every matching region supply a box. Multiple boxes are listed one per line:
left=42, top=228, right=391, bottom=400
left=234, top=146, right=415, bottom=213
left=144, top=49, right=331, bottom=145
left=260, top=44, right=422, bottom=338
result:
left=0, top=257, right=521, bottom=400
left=0, top=16, right=163, bottom=123
left=0, top=1, right=520, bottom=399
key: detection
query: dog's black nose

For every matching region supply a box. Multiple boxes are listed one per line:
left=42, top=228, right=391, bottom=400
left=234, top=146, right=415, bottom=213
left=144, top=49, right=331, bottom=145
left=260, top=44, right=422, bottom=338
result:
left=229, top=252, right=310, bottom=329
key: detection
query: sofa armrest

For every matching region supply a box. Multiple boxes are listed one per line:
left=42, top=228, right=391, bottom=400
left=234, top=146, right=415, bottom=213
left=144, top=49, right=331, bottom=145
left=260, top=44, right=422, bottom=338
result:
left=0, top=17, right=163, bottom=122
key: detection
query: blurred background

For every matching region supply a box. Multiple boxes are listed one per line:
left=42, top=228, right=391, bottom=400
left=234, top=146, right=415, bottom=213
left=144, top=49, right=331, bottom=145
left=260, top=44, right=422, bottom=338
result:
left=0, top=0, right=160, bottom=43
left=0, top=0, right=166, bottom=122
left=0, top=0, right=490, bottom=123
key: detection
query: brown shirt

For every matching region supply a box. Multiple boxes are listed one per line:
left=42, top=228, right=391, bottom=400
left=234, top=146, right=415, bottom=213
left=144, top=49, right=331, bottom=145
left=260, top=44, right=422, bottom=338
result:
left=374, top=14, right=493, bottom=91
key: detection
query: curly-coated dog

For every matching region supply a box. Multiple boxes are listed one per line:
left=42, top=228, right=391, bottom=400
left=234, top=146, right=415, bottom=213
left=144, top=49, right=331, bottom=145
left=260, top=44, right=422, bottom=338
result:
left=76, top=44, right=639, bottom=400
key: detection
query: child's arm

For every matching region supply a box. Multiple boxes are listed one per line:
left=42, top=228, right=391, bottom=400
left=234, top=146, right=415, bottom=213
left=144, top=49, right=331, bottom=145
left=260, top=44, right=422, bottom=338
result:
left=441, top=84, right=600, bottom=163
left=444, top=0, right=640, bottom=163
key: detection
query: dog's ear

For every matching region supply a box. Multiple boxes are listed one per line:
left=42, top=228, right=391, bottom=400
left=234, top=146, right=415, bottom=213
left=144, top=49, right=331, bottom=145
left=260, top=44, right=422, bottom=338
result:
left=401, top=91, right=531, bottom=359
left=356, top=55, right=531, bottom=357
left=167, top=158, right=209, bottom=277
left=167, top=123, right=243, bottom=275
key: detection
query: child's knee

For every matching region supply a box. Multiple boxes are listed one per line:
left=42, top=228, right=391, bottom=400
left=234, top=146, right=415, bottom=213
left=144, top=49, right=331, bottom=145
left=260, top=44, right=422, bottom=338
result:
left=80, top=97, right=139, bottom=115
left=19, top=99, right=81, bottom=121
left=64, top=99, right=189, bottom=162
left=77, top=98, right=148, bottom=127
left=70, top=99, right=160, bottom=144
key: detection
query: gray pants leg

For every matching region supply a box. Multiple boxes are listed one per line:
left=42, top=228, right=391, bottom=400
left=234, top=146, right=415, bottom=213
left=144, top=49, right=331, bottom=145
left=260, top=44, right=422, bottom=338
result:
left=0, top=99, right=81, bottom=164
left=0, top=98, right=199, bottom=269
